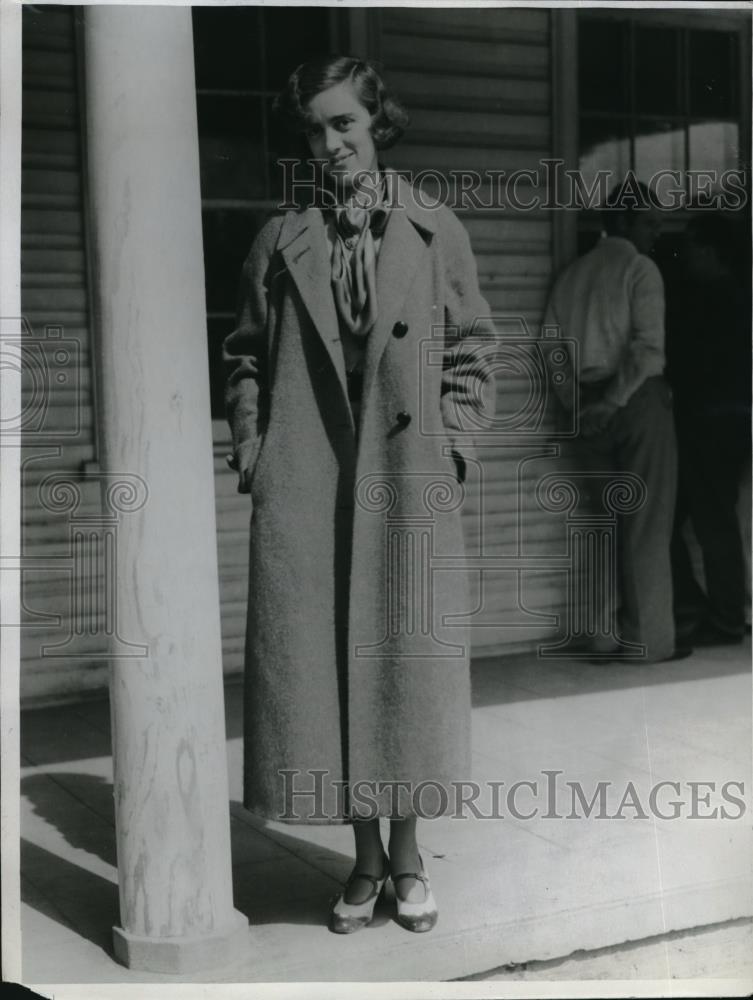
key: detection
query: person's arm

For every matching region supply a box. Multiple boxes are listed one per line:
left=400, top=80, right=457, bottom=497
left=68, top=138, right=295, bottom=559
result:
left=601, top=254, right=666, bottom=408
left=573, top=255, right=666, bottom=438
left=440, top=215, right=496, bottom=481
left=222, top=215, right=282, bottom=493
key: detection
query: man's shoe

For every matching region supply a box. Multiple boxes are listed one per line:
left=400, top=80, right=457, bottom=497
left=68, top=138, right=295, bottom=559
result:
left=660, top=645, right=694, bottom=662
left=692, top=622, right=744, bottom=647
left=675, top=618, right=700, bottom=644
left=592, top=644, right=693, bottom=665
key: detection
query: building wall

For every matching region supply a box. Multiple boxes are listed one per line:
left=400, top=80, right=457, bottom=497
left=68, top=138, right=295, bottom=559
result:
left=209, top=7, right=569, bottom=684
left=20, top=7, right=750, bottom=702
left=17, top=6, right=569, bottom=703
left=20, top=6, right=105, bottom=703
left=374, top=8, right=569, bottom=656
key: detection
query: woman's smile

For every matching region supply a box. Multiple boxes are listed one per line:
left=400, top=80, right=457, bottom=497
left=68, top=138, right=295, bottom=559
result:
left=304, top=80, right=379, bottom=192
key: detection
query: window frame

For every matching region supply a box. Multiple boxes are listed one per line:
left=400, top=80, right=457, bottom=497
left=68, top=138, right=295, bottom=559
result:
left=553, top=7, right=751, bottom=269
left=197, top=7, right=352, bottom=444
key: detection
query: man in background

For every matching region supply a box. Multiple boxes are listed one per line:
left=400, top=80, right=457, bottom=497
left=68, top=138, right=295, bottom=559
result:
left=545, top=181, right=689, bottom=663
left=666, top=212, right=751, bottom=646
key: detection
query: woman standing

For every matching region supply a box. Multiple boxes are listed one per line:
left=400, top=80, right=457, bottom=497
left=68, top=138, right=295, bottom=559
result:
left=223, top=56, right=493, bottom=934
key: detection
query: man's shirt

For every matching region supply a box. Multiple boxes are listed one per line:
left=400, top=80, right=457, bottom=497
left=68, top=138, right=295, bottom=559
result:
left=544, top=235, right=666, bottom=408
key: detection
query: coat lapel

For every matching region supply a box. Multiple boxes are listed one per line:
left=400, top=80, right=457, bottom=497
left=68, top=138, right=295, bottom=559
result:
left=362, top=173, right=437, bottom=405
left=276, top=174, right=437, bottom=424
left=278, top=209, right=349, bottom=404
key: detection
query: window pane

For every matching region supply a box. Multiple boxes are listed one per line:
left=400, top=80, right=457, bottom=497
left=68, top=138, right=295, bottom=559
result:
left=266, top=95, right=312, bottom=204
left=635, top=27, right=679, bottom=115
left=203, top=210, right=275, bottom=419
left=192, top=7, right=262, bottom=91
left=578, top=19, right=629, bottom=113
left=201, top=208, right=271, bottom=314
left=689, top=120, right=739, bottom=176
left=263, top=7, right=333, bottom=92
left=207, top=316, right=234, bottom=420
left=579, top=116, right=631, bottom=204
left=689, top=30, right=735, bottom=117
left=197, top=95, right=267, bottom=200
left=635, top=121, right=684, bottom=180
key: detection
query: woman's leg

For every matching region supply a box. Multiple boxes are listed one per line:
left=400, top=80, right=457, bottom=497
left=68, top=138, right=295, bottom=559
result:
left=344, top=817, right=386, bottom=904
left=388, top=817, right=425, bottom=902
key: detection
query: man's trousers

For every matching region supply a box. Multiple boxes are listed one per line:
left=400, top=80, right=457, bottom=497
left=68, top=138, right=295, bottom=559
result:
left=572, top=376, right=678, bottom=661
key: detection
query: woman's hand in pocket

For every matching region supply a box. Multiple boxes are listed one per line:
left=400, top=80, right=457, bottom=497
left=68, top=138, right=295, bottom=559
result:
left=451, top=448, right=467, bottom=484
left=226, top=439, right=260, bottom=494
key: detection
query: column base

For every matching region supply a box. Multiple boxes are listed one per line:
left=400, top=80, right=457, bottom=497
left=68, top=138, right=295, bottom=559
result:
left=112, top=908, right=249, bottom=974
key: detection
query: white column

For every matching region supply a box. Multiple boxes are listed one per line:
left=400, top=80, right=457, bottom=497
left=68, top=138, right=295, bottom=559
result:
left=83, top=7, right=248, bottom=974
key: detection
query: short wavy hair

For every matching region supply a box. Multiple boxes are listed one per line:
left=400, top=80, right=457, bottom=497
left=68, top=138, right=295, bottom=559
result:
left=274, top=55, right=409, bottom=150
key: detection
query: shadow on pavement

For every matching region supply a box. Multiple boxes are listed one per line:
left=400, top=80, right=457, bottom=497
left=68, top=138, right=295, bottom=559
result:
left=21, top=839, right=118, bottom=955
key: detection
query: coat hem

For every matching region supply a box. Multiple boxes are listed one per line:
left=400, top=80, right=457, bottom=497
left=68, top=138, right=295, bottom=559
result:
left=241, top=797, right=352, bottom=825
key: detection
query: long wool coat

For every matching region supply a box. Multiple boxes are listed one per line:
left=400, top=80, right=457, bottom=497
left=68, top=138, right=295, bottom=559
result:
left=223, top=172, right=493, bottom=823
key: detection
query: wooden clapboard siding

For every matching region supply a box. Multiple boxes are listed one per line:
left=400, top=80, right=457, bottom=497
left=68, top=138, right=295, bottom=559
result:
left=407, top=109, right=548, bottom=145
left=211, top=9, right=565, bottom=679
left=20, top=6, right=105, bottom=703
left=387, top=70, right=549, bottom=115
left=19, top=8, right=249, bottom=704
left=21, top=8, right=567, bottom=705
left=378, top=8, right=565, bottom=655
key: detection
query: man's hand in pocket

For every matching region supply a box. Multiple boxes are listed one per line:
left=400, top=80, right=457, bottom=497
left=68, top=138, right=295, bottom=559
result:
left=580, top=399, right=619, bottom=439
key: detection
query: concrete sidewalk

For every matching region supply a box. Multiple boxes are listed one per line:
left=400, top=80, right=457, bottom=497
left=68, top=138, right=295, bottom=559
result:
left=462, top=918, right=753, bottom=984
left=19, top=641, right=753, bottom=985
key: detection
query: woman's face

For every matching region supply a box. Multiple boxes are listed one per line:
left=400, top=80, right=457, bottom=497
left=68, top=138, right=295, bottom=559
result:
left=304, top=80, right=378, bottom=193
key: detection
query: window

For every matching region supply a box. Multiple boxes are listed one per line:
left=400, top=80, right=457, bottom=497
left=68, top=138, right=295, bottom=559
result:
left=192, top=7, right=335, bottom=421
left=577, top=12, right=746, bottom=254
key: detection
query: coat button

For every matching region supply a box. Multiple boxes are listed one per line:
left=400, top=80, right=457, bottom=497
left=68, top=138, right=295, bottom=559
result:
left=392, top=321, right=408, bottom=338
left=396, top=411, right=411, bottom=427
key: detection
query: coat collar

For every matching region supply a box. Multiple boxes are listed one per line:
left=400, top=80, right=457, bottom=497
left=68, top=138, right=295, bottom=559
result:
left=276, top=170, right=438, bottom=247
left=276, top=170, right=437, bottom=424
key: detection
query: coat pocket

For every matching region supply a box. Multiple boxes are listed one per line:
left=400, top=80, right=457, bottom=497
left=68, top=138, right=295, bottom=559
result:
left=226, top=437, right=264, bottom=495
left=451, top=448, right=467, bottom=484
